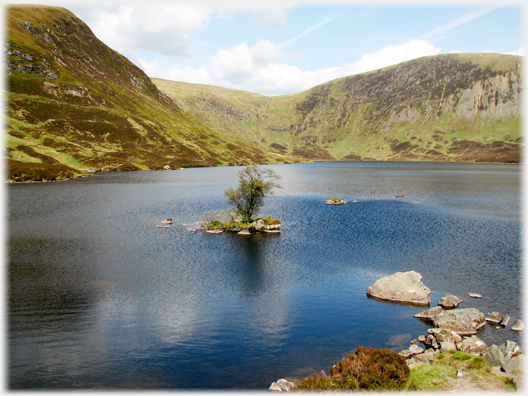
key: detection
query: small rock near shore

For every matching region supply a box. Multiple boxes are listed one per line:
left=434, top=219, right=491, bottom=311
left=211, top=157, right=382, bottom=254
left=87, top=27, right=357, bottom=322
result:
left=512, top=319, right=524, bottom=331
left=485, top=312, right=503, bottom=324
left=438, top=294, right=462, bottom=309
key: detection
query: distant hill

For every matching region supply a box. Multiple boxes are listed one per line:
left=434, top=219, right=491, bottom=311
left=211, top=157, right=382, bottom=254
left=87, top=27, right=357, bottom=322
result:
left=4, top=6, right=522, bottom=182
left=4, top=5, right=296, bottom=181
left=154, top=52, right=522, bottom=163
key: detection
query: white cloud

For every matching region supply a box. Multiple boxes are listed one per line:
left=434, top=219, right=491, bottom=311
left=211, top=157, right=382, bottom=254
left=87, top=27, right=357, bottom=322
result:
left=138, top=58, right=160, bottom=76
left=160, top=39, right=441, bottom=96
left=504, top=47, right=524, bottom=56
left=84, top=4, right=214, bottom=58
left=214, top=3, right=292, bottom=28
left=278, top=15, right=334, bottom=48
left=421, top=6, right=499, bottom=42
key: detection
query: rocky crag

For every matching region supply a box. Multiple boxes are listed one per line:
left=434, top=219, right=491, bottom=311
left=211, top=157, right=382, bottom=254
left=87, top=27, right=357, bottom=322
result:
left=155, top=53, right=522, bottom=163
left=4, top=5, right=296, bottom=181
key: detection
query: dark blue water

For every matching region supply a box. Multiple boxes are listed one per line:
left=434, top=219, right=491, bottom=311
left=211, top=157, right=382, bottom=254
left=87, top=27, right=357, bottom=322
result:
left=7, top=162, right=522, bottom=389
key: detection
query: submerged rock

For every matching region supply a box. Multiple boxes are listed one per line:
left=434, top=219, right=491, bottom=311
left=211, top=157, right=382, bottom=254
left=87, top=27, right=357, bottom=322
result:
left=366, top=271, right=430, bottom=305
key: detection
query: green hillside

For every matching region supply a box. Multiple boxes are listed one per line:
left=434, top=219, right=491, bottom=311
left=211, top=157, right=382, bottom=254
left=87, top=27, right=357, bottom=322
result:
left=154, top=53, right=522, bottom=163
left=4, top=5, right=297, bottom=182
left=4, top=5, right=522, bottom=183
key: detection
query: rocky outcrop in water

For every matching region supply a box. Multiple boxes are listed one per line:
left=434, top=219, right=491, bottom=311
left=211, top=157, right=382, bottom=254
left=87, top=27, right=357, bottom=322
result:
left=250, top=218, right=281, bottom=233
left=366, top=271, right=430, bottom=305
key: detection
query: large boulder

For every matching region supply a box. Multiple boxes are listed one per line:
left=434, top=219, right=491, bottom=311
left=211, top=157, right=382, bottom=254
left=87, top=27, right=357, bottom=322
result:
left=366, top=271, right=430, bottom=305
left=438, top=294, right=462, bottom=309
left=456, top=336, right=488, bottom=355
left=503, top=354, right=524, bottom=375
left=432, top=308, right=486, bottom=335
left=483, top=345, right=506, bottom=367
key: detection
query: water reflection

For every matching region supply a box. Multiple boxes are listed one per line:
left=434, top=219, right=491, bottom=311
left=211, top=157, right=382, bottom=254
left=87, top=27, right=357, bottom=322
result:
left=8, top=162, right=522, bottom=389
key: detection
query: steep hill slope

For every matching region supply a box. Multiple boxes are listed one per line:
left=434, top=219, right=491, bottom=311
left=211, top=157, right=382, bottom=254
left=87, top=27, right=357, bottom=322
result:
left=154, top=53, right=522, bottom=163
left=4, top=5, right=295, bottom=181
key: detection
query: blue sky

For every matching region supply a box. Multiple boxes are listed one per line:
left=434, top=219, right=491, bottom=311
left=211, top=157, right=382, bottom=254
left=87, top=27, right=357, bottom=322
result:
left=5, top=1, right=525, bottom=96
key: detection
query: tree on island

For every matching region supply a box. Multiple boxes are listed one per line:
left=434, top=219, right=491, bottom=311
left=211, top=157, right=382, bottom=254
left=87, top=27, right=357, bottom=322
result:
left=225, top=165, right=282, bottom=223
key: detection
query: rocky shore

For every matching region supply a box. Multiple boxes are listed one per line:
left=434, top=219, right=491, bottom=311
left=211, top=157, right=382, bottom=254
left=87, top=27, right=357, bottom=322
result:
left=270, top=270, right=524, bottom=391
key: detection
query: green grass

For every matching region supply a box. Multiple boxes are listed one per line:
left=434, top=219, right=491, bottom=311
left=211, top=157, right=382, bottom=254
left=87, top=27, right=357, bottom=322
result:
left=406, top=351, right=517, bottom=392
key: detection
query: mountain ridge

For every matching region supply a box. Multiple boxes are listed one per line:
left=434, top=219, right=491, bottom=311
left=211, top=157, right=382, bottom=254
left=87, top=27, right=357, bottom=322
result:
left=153, top=52, right=522, bottom=164
left=4, top=5, right=523, bottom=182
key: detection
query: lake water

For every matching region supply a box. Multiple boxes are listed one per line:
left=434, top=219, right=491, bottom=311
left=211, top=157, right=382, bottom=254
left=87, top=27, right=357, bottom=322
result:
left=7, top=161, right=523, bottom=389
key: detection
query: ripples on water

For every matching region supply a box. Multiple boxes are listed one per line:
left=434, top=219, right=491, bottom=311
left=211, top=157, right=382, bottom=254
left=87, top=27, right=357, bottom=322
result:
left=8, top=162, right=522, bottom=389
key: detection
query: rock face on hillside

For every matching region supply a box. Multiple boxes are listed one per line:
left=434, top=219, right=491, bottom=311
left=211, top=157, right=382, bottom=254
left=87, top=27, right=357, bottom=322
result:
left=366, top=271, right=431, bottom=305
left=155, top=53, right=523, bottom=164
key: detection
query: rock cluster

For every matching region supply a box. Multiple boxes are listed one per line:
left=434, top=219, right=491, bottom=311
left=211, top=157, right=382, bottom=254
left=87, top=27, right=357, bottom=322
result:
left=403, top=331, right=523, bottom=378
left=403, top=300, right=524, bottom=383
left=366, top=271, right=430, bottom=305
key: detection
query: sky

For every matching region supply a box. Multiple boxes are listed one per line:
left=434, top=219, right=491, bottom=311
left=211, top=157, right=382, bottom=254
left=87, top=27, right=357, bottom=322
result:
left=3, top=0, right=526, bottom=96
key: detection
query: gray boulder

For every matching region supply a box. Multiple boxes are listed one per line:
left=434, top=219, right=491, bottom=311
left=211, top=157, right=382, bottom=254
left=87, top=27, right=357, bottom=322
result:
left=270, top=379, right=296, bottom=391
left=483, top=345, right=506, bottom=367
left=503, top=354, right=524, bottom=375
left=432, top=328, right=462, bottom=344
left=485, top=312, right=503, bottom=324
left=440, top=341, right=457, bottom=352
left=512, top=319, right=524, bottom=331
left=414, top=350, right=438, bottom=365
left=500, top=315, right=511, bottom=326
left=414, top=306, right=444, bottom=320
left=409, top=344, right=424, bottom=355
left=366, top=271, right=430, bottom=305
left=500, top=340, right=521, bottom=360
left=438, top=294, right=462, bottom=309
left=399, top=349, right=414, bottom=358
left=456, top=336, right=488, bottom=355
left=432, top=308, right=486, bottom=335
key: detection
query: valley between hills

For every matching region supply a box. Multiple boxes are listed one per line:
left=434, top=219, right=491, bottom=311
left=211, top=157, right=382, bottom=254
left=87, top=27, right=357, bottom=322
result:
left=4, top=5, right=523, bottom=182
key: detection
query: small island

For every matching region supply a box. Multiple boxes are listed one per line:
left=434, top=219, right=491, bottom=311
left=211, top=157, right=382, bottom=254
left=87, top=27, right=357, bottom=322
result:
left=326, top=197, right=347, bottom=205
left=201, top=165, right=282, bottom=234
